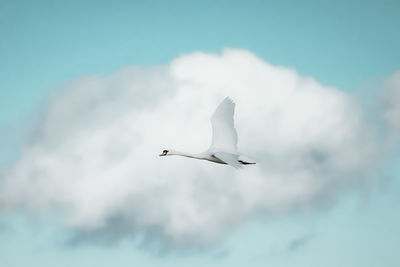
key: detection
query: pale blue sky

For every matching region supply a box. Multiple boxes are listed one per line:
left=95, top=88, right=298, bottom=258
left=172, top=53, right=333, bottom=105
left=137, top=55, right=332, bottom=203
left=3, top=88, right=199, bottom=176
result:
left=1, top=0, right=399, bottom=266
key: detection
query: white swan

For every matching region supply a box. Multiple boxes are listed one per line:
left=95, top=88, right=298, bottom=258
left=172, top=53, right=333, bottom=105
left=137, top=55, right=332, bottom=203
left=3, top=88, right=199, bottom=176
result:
left=160, top=97, right=255, bottom=168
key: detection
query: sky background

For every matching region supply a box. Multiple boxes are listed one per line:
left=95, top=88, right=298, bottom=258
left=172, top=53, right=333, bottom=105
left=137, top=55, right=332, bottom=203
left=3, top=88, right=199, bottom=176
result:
left=1, top=0, right=400, bottom=266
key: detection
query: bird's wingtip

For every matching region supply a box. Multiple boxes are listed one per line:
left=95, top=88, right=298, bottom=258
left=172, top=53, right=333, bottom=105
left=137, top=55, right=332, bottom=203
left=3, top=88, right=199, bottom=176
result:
left=223, top=96, right=235, bottom=106
left=225, top=96, right=234, bottom=102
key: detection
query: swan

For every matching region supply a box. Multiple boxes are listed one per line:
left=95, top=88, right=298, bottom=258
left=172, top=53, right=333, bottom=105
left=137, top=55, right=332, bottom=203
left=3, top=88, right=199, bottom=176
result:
left=160, top=97, right=256, bottom=168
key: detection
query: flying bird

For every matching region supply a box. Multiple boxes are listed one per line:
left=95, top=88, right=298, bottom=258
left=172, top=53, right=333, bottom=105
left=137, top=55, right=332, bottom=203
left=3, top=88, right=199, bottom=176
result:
left=160, top=97, right=255, bottom=168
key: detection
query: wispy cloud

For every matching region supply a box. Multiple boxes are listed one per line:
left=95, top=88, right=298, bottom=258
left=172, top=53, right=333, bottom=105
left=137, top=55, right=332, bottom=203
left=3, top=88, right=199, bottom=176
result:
left=382, top=70, right=400, bottom=138
left=287, top=233, right=316, bottom=252
left=0, top=49, right=399, bottom=249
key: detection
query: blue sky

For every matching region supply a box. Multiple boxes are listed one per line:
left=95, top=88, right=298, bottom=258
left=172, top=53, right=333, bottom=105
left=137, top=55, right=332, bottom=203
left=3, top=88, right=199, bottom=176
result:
left=1, top=1, right=400, bottom=266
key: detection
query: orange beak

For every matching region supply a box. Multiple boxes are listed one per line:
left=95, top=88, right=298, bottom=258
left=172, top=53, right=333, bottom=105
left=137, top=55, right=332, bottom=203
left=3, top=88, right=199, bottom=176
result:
left=159, top=152, right=167, bottom=156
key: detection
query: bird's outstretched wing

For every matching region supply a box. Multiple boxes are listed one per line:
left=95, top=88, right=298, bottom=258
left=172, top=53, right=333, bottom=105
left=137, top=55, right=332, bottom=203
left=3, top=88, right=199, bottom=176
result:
left=209, top=97, right=238, bottom=153
left=213, top=152, right=242, bottom=169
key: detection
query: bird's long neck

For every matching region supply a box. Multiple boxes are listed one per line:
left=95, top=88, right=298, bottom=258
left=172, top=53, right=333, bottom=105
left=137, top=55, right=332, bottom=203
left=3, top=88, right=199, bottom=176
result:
left=168, top=150, right=204, bottom=160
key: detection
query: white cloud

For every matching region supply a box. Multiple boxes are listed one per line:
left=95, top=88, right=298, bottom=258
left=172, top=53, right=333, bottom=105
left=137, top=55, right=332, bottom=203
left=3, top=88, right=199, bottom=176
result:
left=0, top=49, right=395, bottom=248
left=383, top=70, right=400, bottom=137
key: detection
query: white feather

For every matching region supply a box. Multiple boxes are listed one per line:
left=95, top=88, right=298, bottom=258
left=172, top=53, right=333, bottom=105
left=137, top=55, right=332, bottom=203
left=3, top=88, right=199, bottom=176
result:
left=213, top=152, right=242, bottom=169
left=209, top=97, right=238, bottom=153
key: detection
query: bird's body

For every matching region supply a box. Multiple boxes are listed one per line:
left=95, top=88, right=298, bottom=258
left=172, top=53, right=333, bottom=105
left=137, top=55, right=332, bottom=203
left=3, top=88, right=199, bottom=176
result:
left=160, top=97, right=255, bottom=168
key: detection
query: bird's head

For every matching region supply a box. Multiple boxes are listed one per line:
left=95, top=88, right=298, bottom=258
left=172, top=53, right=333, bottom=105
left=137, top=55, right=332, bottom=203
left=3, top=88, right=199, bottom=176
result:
left=159, top=150, right=169, bottom=156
